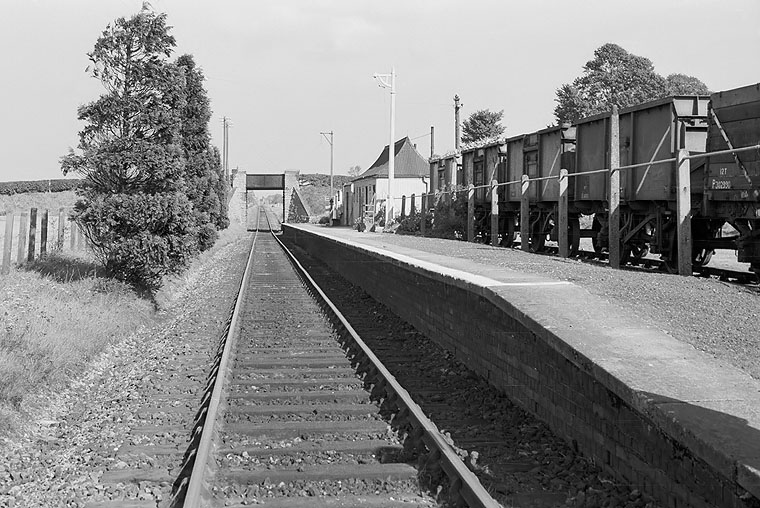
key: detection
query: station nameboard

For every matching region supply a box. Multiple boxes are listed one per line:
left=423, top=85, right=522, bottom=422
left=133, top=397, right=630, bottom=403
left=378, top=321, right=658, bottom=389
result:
left=246, top=174, right=285, bottom=190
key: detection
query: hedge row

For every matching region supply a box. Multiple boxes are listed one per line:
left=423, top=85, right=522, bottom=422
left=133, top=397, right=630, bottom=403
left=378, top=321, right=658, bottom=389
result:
left=0, top=179, right=82, bottom=195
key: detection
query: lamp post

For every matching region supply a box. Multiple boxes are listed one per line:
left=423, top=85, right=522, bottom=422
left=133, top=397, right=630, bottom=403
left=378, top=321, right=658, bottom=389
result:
left=373, top=68, right=395, bottom=228
left=320, top=130, right=334, bottom=216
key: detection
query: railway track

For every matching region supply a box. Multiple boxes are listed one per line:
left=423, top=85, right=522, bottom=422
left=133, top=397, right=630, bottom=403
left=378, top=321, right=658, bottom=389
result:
left=167, top=207, right=499, bottom=507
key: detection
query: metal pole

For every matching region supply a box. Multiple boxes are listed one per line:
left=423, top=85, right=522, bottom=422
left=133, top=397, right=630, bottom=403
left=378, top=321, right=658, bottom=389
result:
left=222, top=117, right=227, bottom=183
left=373, top=68, right=396, bottom=228
left=321, top=131, right=334, bottom=217
left=454, top=95, right=461, bottom=150
left=387, top=68, right=396, bottom=227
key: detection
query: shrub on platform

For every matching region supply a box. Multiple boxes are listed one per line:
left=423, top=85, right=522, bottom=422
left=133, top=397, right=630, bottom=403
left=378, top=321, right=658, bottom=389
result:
left=395, top=211, right=433, bottom=235
left=431, top=189, right=467, bottom=239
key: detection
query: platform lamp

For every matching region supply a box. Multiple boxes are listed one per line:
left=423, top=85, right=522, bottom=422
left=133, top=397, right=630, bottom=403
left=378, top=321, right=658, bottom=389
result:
left=373, top=68, right=396, bottom=228
left=320, top=130, right=334, bottom=217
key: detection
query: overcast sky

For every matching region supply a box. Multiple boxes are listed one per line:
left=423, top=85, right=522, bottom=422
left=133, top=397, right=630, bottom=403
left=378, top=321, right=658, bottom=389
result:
left=1, top=0, right=758, bottom=182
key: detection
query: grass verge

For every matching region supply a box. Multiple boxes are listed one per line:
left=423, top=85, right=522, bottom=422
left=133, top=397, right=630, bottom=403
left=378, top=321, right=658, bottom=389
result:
left=0, top=223, right=249, bottom=435
left=0, top=252, right=152, bottom=434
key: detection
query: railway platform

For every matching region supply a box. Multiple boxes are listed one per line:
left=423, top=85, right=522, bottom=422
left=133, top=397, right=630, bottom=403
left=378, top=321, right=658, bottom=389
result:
left=282, top=223, right=760, bottom=508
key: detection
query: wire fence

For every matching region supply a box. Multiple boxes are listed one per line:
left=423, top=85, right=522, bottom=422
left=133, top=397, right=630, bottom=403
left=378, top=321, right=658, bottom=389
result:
left=352, top=141, right=759, bottom=276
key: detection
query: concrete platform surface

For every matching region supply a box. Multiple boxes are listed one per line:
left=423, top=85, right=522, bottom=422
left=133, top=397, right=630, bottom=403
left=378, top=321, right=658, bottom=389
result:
left=284, top=224, right=760, bottom=500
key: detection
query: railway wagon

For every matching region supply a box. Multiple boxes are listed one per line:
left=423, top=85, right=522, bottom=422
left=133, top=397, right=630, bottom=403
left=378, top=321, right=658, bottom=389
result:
left=703, top=83, right=760, bottom=275
left=429, top=88, right=759, bottom=274
left=448, top=128, right=579, bottom=249
left=429, top=152, right=459, bottom=194
left=460, top=141, right=504, bottom=241
left=573, top=96, right=709, bottom=266
left=518, top=125, right=578, bottom=252
left=496, top=134, right=527, bottom=246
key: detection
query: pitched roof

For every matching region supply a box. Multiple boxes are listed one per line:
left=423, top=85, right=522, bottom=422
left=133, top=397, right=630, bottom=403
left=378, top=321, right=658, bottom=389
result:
left=354, top=137, right=428, bottom=181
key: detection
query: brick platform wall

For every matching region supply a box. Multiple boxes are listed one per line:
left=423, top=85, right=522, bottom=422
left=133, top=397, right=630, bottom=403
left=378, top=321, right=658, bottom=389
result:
left=282, top=226, right=754, bottom=508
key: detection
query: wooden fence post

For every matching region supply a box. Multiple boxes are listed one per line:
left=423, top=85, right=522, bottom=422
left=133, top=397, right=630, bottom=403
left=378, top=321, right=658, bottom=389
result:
left=676, top=149, right=692, bottom=275
left=401, top=195, right=406, bottom=218
left=490, top=180, right=499, bottom=246
left=558, top=169, right=569, bottom=258
left=77, top=223, right=84, bottom=250
left=410, top=194, right=416, bottom=216
left=40, top=209, right=49, bottom=257
left=608, top=106, right=621, bottom=269
left=2, top=209, right=13, bottom=275
left=27, top=208, right=37, bottom=262
left=57, top=208, right=65, bottom=250
left=467, top=184, right=475, bottom=242
left=521, top=175, right=530, bottom=252
left=17, top=212, right=28, bottom=264
left=70, top=218, right=76, bottom=250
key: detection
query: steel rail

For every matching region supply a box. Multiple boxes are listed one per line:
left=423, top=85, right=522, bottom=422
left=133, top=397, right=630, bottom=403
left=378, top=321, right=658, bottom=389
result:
left=272, top=225, right=501, bottom=508
left=173, top=208, right=261, bottom=508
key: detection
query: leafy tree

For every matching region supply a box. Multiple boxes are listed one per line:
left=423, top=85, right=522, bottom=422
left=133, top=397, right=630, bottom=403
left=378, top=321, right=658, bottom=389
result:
left=61, top=9, right=199, bottom=293
left=61, top=11, right=185, bottom=193
left=348, top=165, right=362, bottom=177
left=176, top=54, right=229, bottom=250
left=665, top=73, right=710, bottom=95
left=461, top=109, right=505, bottom=144
left=554, top=43, right=667, bottom=124
left=554, top=44, right=711, bottom=124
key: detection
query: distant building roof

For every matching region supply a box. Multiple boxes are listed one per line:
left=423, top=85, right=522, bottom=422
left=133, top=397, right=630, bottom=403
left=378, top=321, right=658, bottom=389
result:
left=354, top=137, right=428, bottom=182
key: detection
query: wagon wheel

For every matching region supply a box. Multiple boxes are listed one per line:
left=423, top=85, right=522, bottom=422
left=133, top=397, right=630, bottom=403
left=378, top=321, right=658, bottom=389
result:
left=619, top=243, right=633, bottom=266
left=529, top=220, right=547, bottom=253
left=591, top=216, right=604, bottom=254
left=530, top=234, right=547, bottom=253
left=665, top=232, right=713, bottom=272
left=568, top=218, right=581, bottom=257
left=692, top=248, right=714, bottom=267
left=630, top=244, right=650, bottom=259
left=500, top=216, right=516, bottom=248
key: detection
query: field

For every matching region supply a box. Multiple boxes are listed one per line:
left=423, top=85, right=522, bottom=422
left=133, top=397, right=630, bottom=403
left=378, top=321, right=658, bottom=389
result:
left=0, top=190, right=77, bottom=212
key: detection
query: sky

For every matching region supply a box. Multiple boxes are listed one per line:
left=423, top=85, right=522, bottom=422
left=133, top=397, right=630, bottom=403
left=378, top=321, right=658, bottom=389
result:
left=1, top=0, right=758, bottom=182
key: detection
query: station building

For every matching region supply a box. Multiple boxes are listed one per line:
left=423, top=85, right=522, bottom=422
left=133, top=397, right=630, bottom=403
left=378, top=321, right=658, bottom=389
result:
left=342, top=136, right=429, bottom=226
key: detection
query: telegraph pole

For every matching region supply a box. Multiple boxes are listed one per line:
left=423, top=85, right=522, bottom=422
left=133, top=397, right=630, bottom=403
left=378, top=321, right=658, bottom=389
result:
left=222, top=117, right=231, bottom=184
left=454, top=95, right=461, bottom=150
left=320, top=131, right=334, bottom=211
left=374, top=68, right=396, bottom=227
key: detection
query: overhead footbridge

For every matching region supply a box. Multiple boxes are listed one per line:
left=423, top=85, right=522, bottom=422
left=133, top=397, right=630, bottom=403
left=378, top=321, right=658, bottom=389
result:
left=245, top=172, right=312, bottom=229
